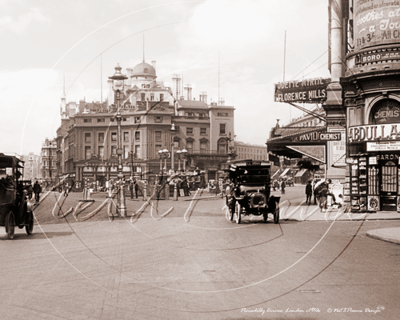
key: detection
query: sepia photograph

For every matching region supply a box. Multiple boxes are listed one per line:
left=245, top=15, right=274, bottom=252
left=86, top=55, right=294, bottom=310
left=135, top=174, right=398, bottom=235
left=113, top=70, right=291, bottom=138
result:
left=0, top=0, right=399, bottom=319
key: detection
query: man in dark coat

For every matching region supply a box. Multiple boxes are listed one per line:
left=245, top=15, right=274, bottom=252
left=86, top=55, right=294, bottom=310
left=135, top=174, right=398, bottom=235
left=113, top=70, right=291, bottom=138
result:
left=134, top=179, right=139, bottom=198
left=305, top=180, right=313, bottom=205
left=33, top=181, right=42, bottom=202
left=129, top=179, right=134, bottom=199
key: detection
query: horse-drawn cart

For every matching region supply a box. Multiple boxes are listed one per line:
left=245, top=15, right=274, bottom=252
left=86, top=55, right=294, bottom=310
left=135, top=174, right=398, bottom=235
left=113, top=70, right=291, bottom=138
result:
left=0, top=153, right=34, bottom=239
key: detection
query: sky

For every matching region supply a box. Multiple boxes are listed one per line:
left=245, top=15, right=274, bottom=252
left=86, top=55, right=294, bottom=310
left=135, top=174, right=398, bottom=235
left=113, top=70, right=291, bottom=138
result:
left=0, top=0, right=330, bottom=156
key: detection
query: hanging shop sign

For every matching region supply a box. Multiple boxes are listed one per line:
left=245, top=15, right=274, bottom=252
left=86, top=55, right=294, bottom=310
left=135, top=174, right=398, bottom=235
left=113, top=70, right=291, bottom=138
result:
left=354, top=0, right=400, bottom=51
left=289, top=130, right=341, bottom=142
left=348, top=123, right=400, bottom=142
left=274, top=78, right=330, bottom=103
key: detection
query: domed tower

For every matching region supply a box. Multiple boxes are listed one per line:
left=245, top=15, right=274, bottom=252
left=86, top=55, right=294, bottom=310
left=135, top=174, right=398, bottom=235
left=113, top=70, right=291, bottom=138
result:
left=125, top=60, right=159, bottom=106
left=127, top=60, right=157, bottom=88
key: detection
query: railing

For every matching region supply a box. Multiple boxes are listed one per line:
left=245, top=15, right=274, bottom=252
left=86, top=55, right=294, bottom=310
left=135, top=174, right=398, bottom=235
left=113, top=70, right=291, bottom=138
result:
left=185, top=150, right=230, bottom=155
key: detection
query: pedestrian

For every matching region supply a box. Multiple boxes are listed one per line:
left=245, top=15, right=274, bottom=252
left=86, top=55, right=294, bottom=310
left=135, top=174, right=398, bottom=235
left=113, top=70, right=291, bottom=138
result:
left=33, top=181, right=42, bottom=202
left=281, top=179, right=286, bottom=194
left=312, top=180, right=317, bottom=204
left=134, top=179, right=139, bottom=198
left=64, top=183, right=69, bottom=196
left=27, top=183, right=33, bottom=200
left=199, top=174, right=206, bottom=189
left=183, top=178, right=189, bottom=196
left=319, top=186, right=328, bottom=212
left=305, top=180, right=312, bottom=205
left=129, top=179, right=134, bottom=199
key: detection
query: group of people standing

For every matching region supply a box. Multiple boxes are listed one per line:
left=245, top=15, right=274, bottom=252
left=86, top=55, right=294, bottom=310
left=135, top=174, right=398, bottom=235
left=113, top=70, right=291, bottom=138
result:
left=305, top=179, right=340, bottom=211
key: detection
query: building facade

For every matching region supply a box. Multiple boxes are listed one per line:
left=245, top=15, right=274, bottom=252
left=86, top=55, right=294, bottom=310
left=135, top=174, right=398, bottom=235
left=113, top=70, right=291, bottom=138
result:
left=234, top=141, right=269, bottom=161
left=341, top=0, right=400, bottom=212
left=40, top=138, right=58, bottom=187
left=20, top=152, right=41, bottom=182
left=55, top=60, right=235, bottom=189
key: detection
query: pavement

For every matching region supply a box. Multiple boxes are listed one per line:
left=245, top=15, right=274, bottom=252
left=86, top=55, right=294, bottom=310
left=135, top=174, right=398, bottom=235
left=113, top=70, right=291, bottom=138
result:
left=32, top=186, right=400, bottom=246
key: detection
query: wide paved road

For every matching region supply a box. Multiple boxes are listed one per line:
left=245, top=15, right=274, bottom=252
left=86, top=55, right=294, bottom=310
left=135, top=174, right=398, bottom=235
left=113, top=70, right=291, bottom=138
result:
left=0, top=188, right=399, bottom=319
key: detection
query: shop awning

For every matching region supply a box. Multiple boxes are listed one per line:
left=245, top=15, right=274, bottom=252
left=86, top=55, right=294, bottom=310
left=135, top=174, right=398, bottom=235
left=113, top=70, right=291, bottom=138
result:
left=295, top=168, right=308, bottom=177
left=280, top=168, right=290, bottom=177
left=271, top=170, right=280, bottom=179
left=267, top=127, right=327, bottom=160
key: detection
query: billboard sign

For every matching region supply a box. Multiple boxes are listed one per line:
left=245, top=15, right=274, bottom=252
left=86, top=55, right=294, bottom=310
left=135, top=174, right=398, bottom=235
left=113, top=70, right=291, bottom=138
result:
left=348, top=123, right=400, bottom=142
left=274, top=78, right=330, bottom=104
left=354, top=0, right=400, bottom=50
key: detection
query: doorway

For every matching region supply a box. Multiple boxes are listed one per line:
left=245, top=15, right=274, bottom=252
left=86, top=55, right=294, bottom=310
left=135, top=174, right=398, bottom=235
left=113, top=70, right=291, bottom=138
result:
left=380, top=161, right=397, bottom=211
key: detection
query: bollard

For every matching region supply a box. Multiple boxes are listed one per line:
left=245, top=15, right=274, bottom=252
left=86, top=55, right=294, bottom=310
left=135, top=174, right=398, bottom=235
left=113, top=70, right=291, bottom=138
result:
left=174, top=183, right=178, bottom=201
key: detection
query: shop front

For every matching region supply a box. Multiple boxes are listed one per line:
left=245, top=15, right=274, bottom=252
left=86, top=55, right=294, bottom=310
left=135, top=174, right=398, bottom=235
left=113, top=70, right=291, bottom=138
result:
left=267, top=126, right=329, bottom=181
left=348, top=113, right=400, bottom=212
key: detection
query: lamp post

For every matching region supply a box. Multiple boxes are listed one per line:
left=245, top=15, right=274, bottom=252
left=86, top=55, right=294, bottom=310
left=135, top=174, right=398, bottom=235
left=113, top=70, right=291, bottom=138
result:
left=170, top=123, right=176, bottom=172
left=181, top=148, right=187, bottom=172
left=176, top=150, right=182, bottom=172
left=176, top=148, right=187, bottom=172
left=108, top=64, right=128, bottom=217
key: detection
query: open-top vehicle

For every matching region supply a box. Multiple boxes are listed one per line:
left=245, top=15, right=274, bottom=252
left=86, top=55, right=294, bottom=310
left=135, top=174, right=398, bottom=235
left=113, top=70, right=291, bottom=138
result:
left=225, top=159, right=280, bottom=224
left=0, top=153, right=34, bottom=239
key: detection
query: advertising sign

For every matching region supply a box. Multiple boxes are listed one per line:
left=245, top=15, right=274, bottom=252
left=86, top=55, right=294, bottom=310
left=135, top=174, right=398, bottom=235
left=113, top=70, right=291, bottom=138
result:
left=355, top=49, right=400, bottom=65
left=274, top=78, right=330, bottom=104
left=288, top=130, right=341, bottom=142
left=330, top=129, right=346, bottom=167
left=348, top=123, right=400, bottom=142
left=354, top=0, right=400, bottom=50
left=367, top=141, right=400, bottom=151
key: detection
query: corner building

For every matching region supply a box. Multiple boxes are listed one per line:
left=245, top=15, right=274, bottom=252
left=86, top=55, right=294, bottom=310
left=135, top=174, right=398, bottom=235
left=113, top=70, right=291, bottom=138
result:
left=56, top=60, right=235, bottom=189
left=341, top=0, right=400, bottom=212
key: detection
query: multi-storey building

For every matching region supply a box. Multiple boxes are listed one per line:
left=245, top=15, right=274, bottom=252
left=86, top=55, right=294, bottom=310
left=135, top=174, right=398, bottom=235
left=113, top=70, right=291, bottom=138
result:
left=40, top=138, right=58, bottom=187
left=234, top=141, right=269, bottom=161
left=20, top=152, right=41, bottom=182
left=55, top=60, right=235, bottom=189
left=340, top=0, right=400, bottom=212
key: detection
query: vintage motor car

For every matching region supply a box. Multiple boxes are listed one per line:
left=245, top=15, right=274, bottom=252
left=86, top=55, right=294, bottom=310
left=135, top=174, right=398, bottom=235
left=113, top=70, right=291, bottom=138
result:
left=0, top=153, right=34, bottom=239
left=225, top=159, right=280, bottom=224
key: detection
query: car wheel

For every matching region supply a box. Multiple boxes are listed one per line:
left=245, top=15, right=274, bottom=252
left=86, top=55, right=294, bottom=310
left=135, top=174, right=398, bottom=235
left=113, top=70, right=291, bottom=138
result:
left=6, top=211, right=15, bottom=239
left=26, top=212, right=34, bottom=235
left=228, top=202, right=234, bottom=221
left=235, top=202, right=241, bottom=224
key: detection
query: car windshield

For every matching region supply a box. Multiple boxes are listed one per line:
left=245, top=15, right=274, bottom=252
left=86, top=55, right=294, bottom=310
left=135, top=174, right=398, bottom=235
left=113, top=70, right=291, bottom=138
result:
left=235, top=168, right=270, bottom=185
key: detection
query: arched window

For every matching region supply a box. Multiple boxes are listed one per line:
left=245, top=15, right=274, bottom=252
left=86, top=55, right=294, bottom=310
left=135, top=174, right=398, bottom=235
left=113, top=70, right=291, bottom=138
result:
left=143, top=68, right=148, bottom=73
left=369, top=99, right=400, bottom=124
left=217, top=138, right=228, bottom=154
